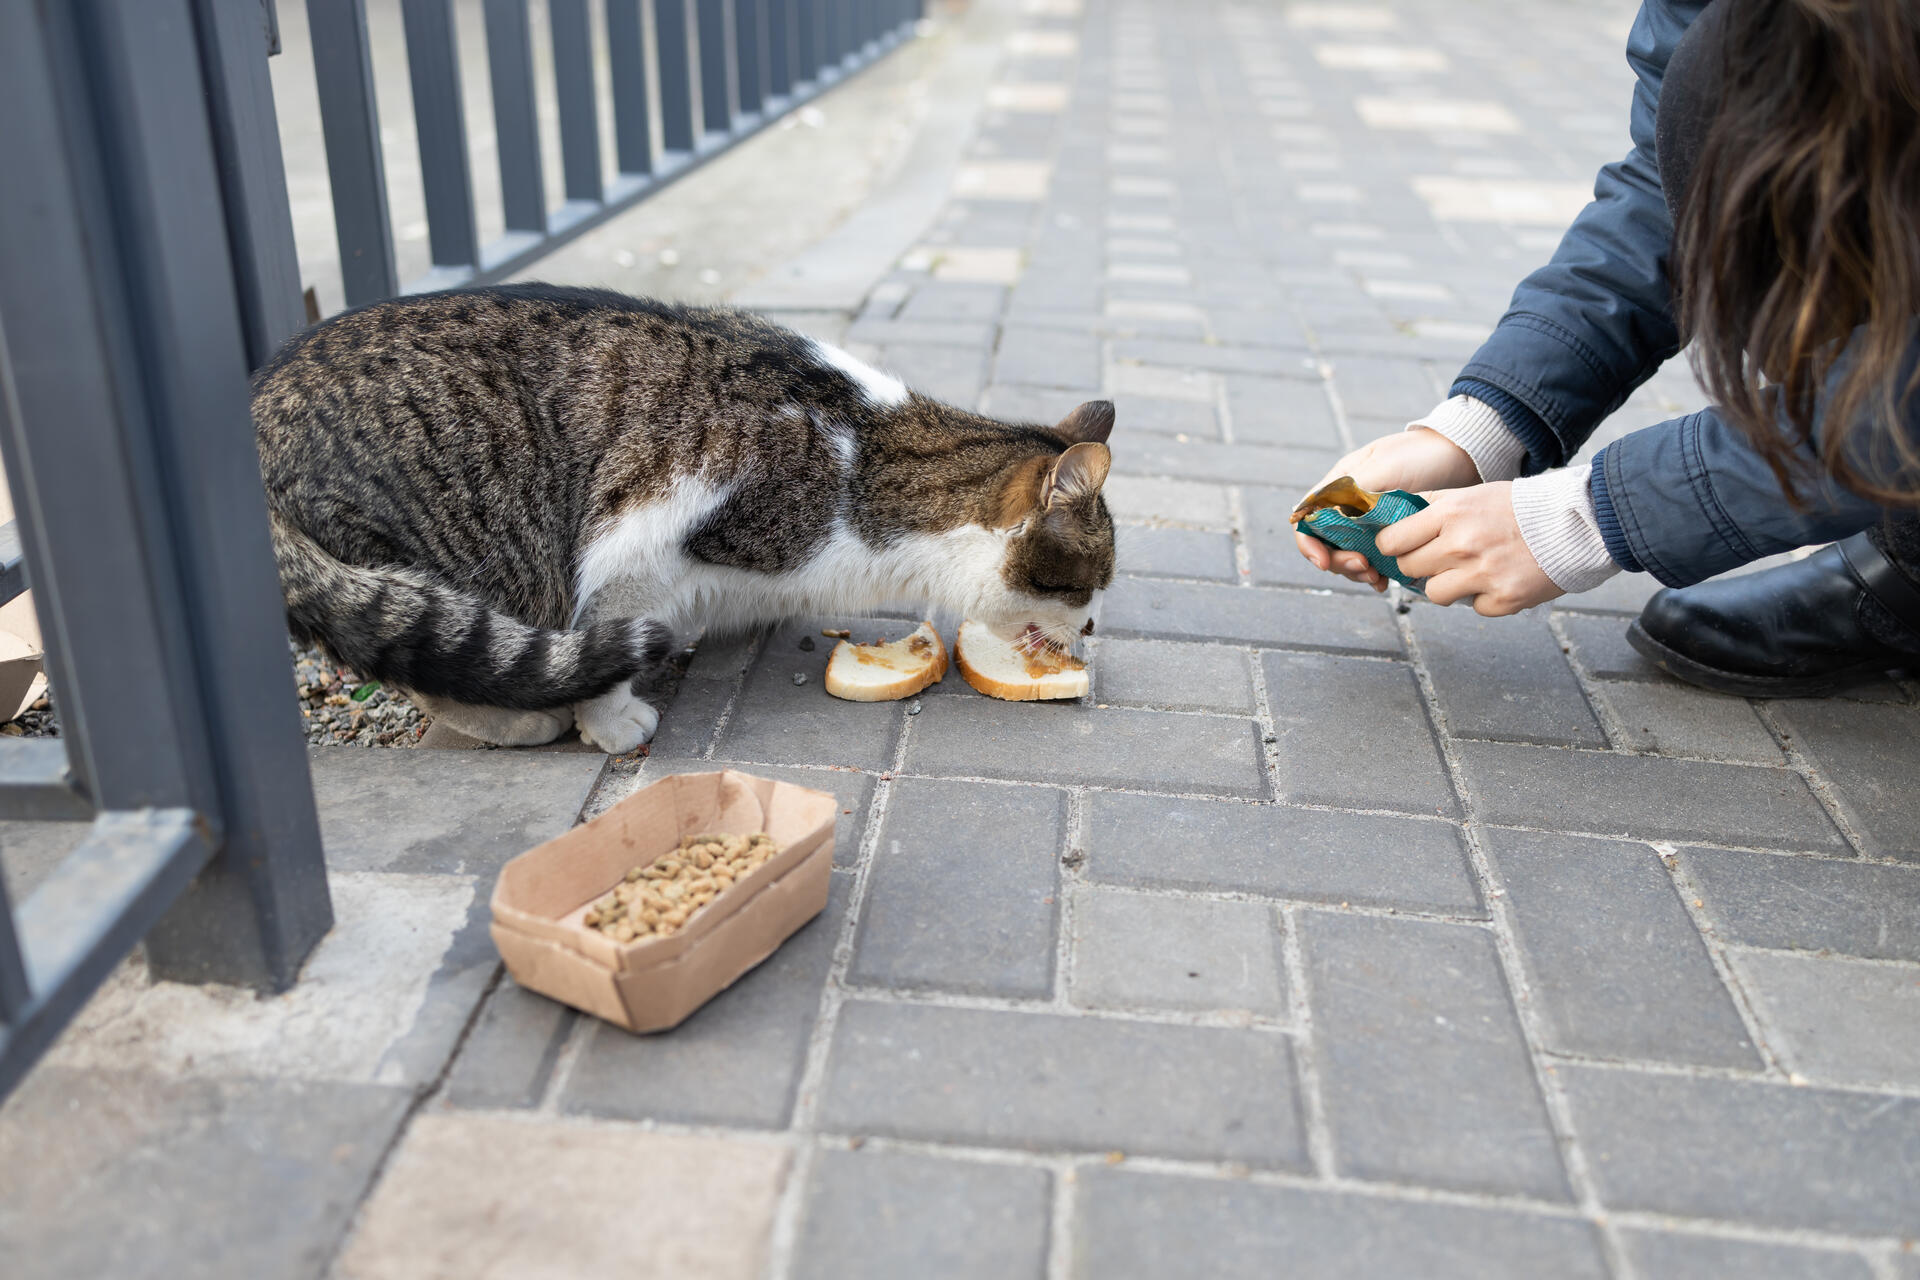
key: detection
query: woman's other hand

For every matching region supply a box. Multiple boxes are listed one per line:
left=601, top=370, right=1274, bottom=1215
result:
left=1374, top=482, right=1564, bottom=616
left=1293, top=426, right=1483, bottom=590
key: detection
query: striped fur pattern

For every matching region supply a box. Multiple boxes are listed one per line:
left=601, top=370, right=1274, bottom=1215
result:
left=254, top=284, right=1116, bottom=750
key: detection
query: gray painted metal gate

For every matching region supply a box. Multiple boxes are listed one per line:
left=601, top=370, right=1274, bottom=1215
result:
left=0, top=0, right=921, bottom=1100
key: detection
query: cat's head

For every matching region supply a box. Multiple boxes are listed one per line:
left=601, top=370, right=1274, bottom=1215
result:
left=981, top=401, right=1117, bottom=648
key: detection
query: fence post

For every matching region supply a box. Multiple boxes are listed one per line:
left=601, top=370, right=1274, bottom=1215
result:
left=308, top=0, right=399, bottom=307
left=485, top=0, right=549, bottom=234
left=698, top=0, right=736, bottom=137
left=401, top=0, right=482, bottom=274
left=656, top=0, right=699, bottom=154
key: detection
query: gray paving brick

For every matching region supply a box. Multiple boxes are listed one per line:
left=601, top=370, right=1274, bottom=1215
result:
left=1112, top=436, right=1331, bottom=488
left=1618, top=1230, right=1875, bottom=1280
left=1409, top=606, right=1605, bottom=747
left=873, top=342, right=992, bottom=404
left=843, top=317, right=998, bottom=347
left=1556, top=571, right=1662, bottom=616
left=1102, top=476, right=1233, bottom=526
left=1455, top=742, right=1845, bottom=851
left=684, top=625, right=769, bottom=681
left=1326, top=355, right=1437, bottom=422
left=441, top=978, right=575, bottom=1109
left=1242, top=487, right=1378, bottom=594
left=794, top=1151, right=1050, bottom=1280
left=1110, top=393, right=1220, bottom=438
left=1085, top=791, right=1481, bottom=915
left=558, top=874, right=848, bottom=1128
left=906, top=697, right=1267, bottom=798
left=1682, top=847, right=1920, bottom=961
left=852, top=779, right=1062, bottom=997
left=1265, top=651, right=1458, bottom=817
left=1562, top=1065, right=1920, bottom=1235
left=1553, top=611, right=1664, bottom=681
left=1113, top=525, right=1238, bottom=580
left=978, top=382, right=1089, bottom=424
left=1772, top=699, right=1920, bottom=861
left=819, top=1000, right=1307, bottom=1166
left=1104, top=576, right=1403, bottom=654
left=1592, top=680, right=1784, bottom=764
left=1485, top=829, right=1759, bottom=1068
left=1208, top=307, right=1312, bottom=349
left=308, top=746, right=604, bottom=875
left=1092, top=637, right=1255, bottom=713
left=1074, top=1170, right=1609, bottom=1280
left=1730, top=950, right=1920, bottom=1089
left=898, top=281, right=1007, bottom=321
left=639, top=759, right=877, bottom=867
left=715, top=618, right=905, bottom=770
left=1113, top=337, right=1314, bottom=377
left=1223, top=373, right=1344, bottom=450
left=646, top=673, right=732, bottom=758
left=1300, top=911, right=1571, bottom=1200
left=993, top=325, right=1102, bottom=389
left=1011, top=271, right=1101, bottom=313
left=0, top=1067, right=410, bottom=1280
left=1070, top=887, right=1287, bottom=1015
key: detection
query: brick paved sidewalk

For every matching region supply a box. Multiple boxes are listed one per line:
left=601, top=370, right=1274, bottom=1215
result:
left=6, top=1, right=1920, bottom=1277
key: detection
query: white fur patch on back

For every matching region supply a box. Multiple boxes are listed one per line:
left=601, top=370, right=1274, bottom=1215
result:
left=807, top=339, right=909, bottom=408
left=573, top=477, right=731, bottom=625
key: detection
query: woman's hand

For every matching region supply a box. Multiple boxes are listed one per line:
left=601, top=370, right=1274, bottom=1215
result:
left=1374, top=482, right=1563, bottom=616
left=1293, top=427, right=1483, bottom=590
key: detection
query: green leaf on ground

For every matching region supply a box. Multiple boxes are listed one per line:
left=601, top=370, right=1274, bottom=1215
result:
left=350, top=682, right=380, bottom=702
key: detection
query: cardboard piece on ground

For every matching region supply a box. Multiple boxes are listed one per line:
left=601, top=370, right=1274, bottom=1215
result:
left=0, top=627, right=43, bottom=724
left=491, top=770, right=837, bottom=1033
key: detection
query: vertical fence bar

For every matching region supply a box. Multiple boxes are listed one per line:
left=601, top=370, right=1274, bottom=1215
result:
left=655, top=0, right=697, bottom=153
left=401, top=0, right=482, bottom=270
left=548, top=0, right=604, bottom=204
left=734, top=0, right=764, bottom=116
left=484, top=0, right=548, bottom=233
left=834, top=0, right=853, bottom=64
left=793, top=0, right=816, bottom=83
left=765, top=0, right=791, bottom=97
left=307, top=0, right=398, bottom=306
left=606, top=0, right=654, bottom=176
left=0, top=885, right=28, bottom=1022
left=698, top=0, right=734, bottom=136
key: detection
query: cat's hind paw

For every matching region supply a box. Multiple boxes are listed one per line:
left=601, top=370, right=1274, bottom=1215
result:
left=574, top=684, right=661, bottom=754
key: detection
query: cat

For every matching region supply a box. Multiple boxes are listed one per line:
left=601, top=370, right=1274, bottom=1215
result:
left=254, top=284, right=1117, bottom=752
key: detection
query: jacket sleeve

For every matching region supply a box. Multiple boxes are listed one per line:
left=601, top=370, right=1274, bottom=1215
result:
left=1449, top=0, right=1709, bottom=472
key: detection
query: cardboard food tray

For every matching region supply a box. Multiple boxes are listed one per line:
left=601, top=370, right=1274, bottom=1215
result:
left=490, top=769, right=837, bottom=1033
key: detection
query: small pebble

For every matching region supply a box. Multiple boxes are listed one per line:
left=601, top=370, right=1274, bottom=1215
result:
left=792, top=672, right=808, bottom=686
left=906, top=699, right=922, bottom=715
left=798, top=635, right=816, bottom=651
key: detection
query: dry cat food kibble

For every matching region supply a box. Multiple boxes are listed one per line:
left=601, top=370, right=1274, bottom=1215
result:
left=581, top=831, right=780, bottom=942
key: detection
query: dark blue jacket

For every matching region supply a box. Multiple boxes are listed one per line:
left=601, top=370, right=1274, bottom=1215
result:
left=1451, top=0, right=1912, bottom=587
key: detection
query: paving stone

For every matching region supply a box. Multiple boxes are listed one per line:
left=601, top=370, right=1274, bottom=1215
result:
left=1109, top=392, right=1221, bottom=437
left=852, top=779, right=1062, bottom=997
left=898, top=281, right=1008, bottom=321
left=1553, top=610, right=1664, bottom=680
left=872, top=342, right=992, bottom=404
left=1085, top=790, right=1481, bottom=914
left=993, top=324, right=1103, bottom=389
left=1326, top=355, right=1437, bottom=421
left=559, top=875, right=848, bottom=1128
left=1300, top=911, right=1571, bottom=1200
left=1561, top=1065, right=1920, bottom=1235
left=1557, top=570, right=1662, bottom=615
left=715, top=617, right=904, bottom=770
left=819, top=1000, right=1306, bottom=1166
left=1408, top=606, right=1606, bottom=747
left=794, top=1150, right=1051, bottom=1280
left=1074, top=1169, right=1609, bottom=1280
left=308, top=746, right=604, bottom=875
left=906, top=696, right=1267, bottom=798
left=1592, top=680, right=1783, bottom=764
left=1729, top=950, right=1920, bottom=1089
left=0, top=1067, right=410, bottom=1280
left=638, top=758, right=877, bottom=866
left=1113, top=336, right=1314, bottom=375
left=979, top=381, right=1092, bottom=422
left=1102, top=475, right=1233, bottom=526
left=1265, top=651, right=1458, bottom=817
left=1113, top=524, right=1238, bottom=580
left=1112, top=436, right=1331, bottom=488
left=1106, top=360, right=1220, bottom=405
left=1242, top=488, right=1376, bottom=594
left=1070, top=887, right=1287, bottom=1015
left=843, top=317, right=999, bottom=347
left=1772, top=699, right=1920, bottom=862
left=1682, top=846, right=1920, bottom=961
left=1208, top=307, right=1313, bottom=349
left=1104, top=576, right=1403, bottom=653
left=646, top=673, right=733, bottom=758
left=685, top=625, right=770, bottom=680
left=441, top=977, right=576, bottom=1109
left=1092, top=637, right=1255, bottom=713
left=1617, top=1230, right=1875, bottom=1280
left=334, top=1113, right=788, bottom=1280
left=1455, top=742, right=1845, bottom=851
left=1223, top=373, right=1344, bottom=449
left=1484, top=829, right=1758, bottom=1067
left=0, top=819, right=86, bottom=903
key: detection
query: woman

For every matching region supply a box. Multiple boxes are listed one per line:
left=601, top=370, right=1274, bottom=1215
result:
left=1296, top=0, right=1920, bottom=697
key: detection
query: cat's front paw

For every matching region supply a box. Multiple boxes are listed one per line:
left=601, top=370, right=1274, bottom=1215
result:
left=574, top=685, right=661, bottom=753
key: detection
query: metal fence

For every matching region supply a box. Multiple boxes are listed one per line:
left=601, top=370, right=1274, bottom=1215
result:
left=0, top=0, right=921, bottom=1100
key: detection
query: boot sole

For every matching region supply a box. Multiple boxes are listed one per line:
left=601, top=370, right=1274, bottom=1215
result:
left=1624, top=621, right=1895, bottom=699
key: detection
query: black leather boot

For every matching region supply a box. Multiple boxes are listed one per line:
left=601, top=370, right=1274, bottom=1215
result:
left=1626, top=532, right=1920, bottom=697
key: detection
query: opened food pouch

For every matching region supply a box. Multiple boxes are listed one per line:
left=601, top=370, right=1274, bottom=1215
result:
left=1291, top=476, right=1430, bottom=592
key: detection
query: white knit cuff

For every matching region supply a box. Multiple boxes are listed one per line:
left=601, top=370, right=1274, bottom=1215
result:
left=1511, top=463, right=1621, bottom=594
left=1409, top=394, right=1527, bottom=484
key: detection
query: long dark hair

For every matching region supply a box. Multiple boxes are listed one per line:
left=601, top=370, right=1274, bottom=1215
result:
left=1673, top=0, right=1920, bottom=505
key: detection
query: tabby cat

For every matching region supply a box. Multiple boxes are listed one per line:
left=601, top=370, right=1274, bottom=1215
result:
left=255, top=285, right=1116, bottom=752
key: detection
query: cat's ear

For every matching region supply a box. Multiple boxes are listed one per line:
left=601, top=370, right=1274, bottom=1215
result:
left=1052, top=400, right=1115, bottom=446
left=1042, top=441, right=1112, bottom=509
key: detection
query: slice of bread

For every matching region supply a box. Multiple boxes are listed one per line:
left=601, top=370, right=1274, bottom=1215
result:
left=954, top=620, right=1089, bottom=702
left=823, top=622, right=949, bottom=702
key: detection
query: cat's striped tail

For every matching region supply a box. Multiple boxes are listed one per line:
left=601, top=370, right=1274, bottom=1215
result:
left=270, top=514, right=668, bottom=710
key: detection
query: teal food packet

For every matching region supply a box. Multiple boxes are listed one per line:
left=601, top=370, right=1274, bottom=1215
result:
left=1293, top=479, right=1430, bottom=592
